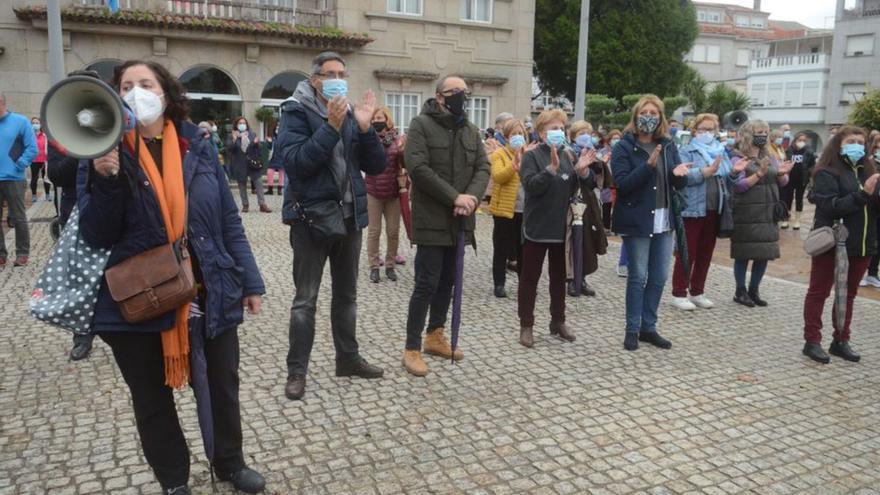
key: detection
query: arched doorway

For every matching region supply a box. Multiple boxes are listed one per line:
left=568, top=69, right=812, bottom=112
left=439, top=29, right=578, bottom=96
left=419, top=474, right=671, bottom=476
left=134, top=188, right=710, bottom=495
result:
left=180, top=65, right=242, bottom=136
left=85, top=59, right=123, bottom=84
left=260, top=71, right=308, bottom=137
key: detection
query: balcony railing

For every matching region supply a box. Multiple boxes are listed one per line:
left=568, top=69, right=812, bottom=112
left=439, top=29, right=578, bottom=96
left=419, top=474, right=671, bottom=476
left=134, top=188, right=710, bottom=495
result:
left=749, top=53, right=829, bottom=72
left=69, top=0, right=336, bottom=26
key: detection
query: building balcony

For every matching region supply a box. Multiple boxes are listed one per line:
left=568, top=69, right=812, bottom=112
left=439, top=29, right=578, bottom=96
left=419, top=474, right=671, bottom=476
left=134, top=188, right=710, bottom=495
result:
left=748, top=106, right=826, bottom=125
left=748, top=53, right=830, bottom=75
left=58, top=0, right=336, bottom=27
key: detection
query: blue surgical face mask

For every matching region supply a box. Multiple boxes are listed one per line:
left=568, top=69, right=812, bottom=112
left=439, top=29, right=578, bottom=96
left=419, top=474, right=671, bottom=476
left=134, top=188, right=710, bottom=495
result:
left=695, top=131, right=715, bottom=145
left=321, top=78, right=348, bottom=99
left=727, top=137, right=736, bottom=146
left=591, top=136, right=600, bottom=147
left=237, top=124, right=247, bottom=132
left=783, top=130, right=792, bottom=139
left=842, top=143, right=866, bottom=164
left=874, top=150, right=880, bottom=162
left=546, top=129, right=566, bottom=147
left=509, top=134, right=526, bottom=149
left=774, top=138, right=783, bottom=146
left=670, top=127, right=679, bottom=137
left=575, top=134, right=593, bottom=150
left=610, top=138, right=620, bottom=148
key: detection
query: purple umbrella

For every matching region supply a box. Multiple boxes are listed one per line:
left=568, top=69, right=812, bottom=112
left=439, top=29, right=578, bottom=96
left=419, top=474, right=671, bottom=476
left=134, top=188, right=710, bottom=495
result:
left=450, top=216, right=466, bottom=363
left=188, top=302, right=215, bottom=482
left=833, top=223, right=850, bottom=332
left=570, top=201, right=587, bottom=297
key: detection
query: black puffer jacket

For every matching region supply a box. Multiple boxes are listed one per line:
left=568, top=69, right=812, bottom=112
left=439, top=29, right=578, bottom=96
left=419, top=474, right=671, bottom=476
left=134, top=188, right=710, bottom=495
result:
left=811, top=159, right=879, bottom=258
left=729, top=152, right=781, bottom=261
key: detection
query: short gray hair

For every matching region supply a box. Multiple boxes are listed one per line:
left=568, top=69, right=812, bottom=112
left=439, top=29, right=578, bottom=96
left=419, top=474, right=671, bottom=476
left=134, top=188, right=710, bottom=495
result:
left=310, top=51, right=346, bottom=76
left=436, top=75, right=469, bottom=94
left=495, top=112, right=514, bottom=125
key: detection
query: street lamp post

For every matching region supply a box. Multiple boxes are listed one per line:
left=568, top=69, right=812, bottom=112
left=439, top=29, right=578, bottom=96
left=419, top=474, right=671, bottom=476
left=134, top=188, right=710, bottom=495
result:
left=573, top=0, right=590, bottom=121
left=47, top=0, right=65, bottom=84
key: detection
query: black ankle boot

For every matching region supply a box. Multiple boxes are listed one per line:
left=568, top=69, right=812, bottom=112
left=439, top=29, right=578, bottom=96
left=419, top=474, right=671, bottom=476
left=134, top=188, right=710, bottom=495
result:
left=829, top=340, right=861, bottom=362
left=803, top=342, right=830, bottom=364
left=639, top=331, right=671, bottom=349
left=733, top=288, right=755, bottom=307
left=215, top=466, right=266, bottom=494
left=748, top=288, right=767, bottom=307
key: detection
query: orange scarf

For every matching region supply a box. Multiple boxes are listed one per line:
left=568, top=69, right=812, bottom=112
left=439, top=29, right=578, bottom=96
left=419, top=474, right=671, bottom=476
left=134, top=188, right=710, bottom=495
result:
left=124, top=120, right=190, bottom=389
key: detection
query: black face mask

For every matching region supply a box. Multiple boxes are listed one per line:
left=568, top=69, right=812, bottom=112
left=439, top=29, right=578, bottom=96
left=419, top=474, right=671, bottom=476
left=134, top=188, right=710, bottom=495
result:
left=442, top=91, right=468, bottom=117
left=372, top=121, right=387, bottom=133
left=752, top=136, right=768, bottom=147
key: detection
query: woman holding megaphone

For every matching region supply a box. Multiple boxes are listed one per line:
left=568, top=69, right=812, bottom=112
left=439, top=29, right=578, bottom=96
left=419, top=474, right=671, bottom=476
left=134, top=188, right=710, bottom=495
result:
left=79, top=60, right=267, bottom=494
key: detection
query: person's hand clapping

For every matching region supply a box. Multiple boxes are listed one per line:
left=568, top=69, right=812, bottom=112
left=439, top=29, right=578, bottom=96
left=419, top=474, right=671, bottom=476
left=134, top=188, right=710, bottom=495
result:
left=353, top=90, right=377, bottom=133
left=865, top=173, right=880, bottom=195
left=576, top=148, right=597, bottom=177
left=672, top=163, right=690, bottom=177
left=549, top=145, right=560, bottom=174
left=647, top=145, right=661, bottom=168
left=702, top=156, right=721, bottom=178
left=327, top=96, right=348, bottom=132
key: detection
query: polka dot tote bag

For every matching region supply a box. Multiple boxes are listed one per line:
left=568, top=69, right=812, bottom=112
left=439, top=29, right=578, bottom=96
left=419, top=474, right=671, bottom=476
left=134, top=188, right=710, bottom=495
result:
left=29, top=207, right=111, bottom=335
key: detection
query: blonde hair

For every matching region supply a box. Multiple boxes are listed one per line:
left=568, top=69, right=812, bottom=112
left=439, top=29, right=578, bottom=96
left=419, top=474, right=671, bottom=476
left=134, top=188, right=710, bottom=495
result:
left=690, top=113, right=719, bottom=133
left=501, top=118, right=526, bottom=139
left=623, top=94, right=670, bottom=139
left=372, top=106, right=395, bottom=130
left=568, top=120, right=594, bottom=141
left=768, top=129, right=786, bottom=159
left=735, top=119, right=771, bottom=157
left=534, top=109, right=568, bottom=134
left=607, top=129, right=622, bottom=140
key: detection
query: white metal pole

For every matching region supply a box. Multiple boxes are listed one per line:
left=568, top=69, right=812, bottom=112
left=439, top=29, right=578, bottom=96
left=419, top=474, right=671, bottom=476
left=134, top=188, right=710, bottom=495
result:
left=573, top=0, right=590, bottom=120
left=47, top=0, right=65, bottom=84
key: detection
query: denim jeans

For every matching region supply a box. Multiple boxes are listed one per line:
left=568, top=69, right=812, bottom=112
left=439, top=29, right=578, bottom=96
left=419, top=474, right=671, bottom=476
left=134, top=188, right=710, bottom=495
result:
left=287, top=218, right=362, bottom=376
left=405, top=245, right=456, bottom=350
left=733, top=259, right=768, bottom=291
left=622, top=232, right=673, bottom=334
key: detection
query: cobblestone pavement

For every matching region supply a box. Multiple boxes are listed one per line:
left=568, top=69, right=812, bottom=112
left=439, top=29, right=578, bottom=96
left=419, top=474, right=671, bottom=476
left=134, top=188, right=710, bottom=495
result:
left=2, top=196, right=880, bottom=495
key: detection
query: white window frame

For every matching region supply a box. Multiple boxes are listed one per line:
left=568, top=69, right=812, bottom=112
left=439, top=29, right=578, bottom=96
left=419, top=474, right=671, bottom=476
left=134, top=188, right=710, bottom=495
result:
left=691, top=44, right=706, bottom=62
left=385, top=92, right=421, bottom=132
left=387, top=0, right=422, bottom=16
left=736, top=49, right=750, bottom=67
left=840, top=83, right=867, bottom=105
left=750, top=83, right=766, bottom=107
left=706, top=45, right=721, bottom=64
left=802, top=81, right=820, bottom=106
left=460, top=0, right=493, bottom=23
left=784, top=82, right=802, bottom=107
left=751, top=17, right=765, bottom=28
left=467, top=96, right=491, bottom=131
left=766, top=82, right=783, bottom=107
left=735, top=15, right=749, bottom=27
left=845, top=34, right=874, bottom=56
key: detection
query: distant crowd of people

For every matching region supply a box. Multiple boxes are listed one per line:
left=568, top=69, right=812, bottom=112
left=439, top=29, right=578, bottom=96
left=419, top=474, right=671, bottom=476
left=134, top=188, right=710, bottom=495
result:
left=6, top=49, right=880, bottom=494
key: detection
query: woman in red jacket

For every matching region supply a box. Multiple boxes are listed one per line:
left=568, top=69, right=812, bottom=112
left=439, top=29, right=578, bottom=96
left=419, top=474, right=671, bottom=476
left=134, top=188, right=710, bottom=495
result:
left=365, top=107, right=406, bottom=283
left=29, top=117, right=50, bottom=201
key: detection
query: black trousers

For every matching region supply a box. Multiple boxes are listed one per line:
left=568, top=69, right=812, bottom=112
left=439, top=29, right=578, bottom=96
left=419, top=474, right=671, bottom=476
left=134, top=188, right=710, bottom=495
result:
left=100, top=329, right=245, bottom=489
left=492, top=214, right=522, bottom=287
left=405, top=245, right=456, bottom=350
left=29, top=162, right=50, bottom=196
left=780, top=164, right=806, bottom=212
left=287, top=218, right=362, bottom=376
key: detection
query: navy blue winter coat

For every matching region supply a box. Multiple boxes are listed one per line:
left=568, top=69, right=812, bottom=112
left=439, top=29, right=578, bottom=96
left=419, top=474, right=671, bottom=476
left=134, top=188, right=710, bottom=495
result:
left=275, top=81, right=386, bottom=228
left=77, top=120, right=265, bottom=337
left=611, top=132, right=688, bottom=237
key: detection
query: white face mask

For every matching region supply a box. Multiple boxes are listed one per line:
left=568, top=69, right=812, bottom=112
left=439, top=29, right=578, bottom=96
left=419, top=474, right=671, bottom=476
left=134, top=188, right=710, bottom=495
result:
left=123, top=86, right=165, bottom=126
left=211, top=125, right=218, bottom=133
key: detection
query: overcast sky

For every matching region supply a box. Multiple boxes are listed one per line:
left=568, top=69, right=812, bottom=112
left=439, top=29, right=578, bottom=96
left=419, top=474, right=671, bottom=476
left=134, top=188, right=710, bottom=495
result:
left=699, top=0, right=839, bottom=29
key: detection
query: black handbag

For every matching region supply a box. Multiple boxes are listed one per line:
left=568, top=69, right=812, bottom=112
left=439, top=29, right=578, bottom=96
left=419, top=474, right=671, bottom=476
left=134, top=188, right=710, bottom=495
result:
left=717, top=176, right=734, bottom=238
left=294, top=198, right=347, bottom=244
left=247, top=157, right=264, bottom=172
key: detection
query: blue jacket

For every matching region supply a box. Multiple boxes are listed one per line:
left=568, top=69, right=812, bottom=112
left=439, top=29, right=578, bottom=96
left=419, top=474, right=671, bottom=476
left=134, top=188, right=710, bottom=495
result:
left=77, top=121, right=265, bottom=337
left=276, top=81, right=386, bottom=228
left=611, top=133, right=688, bottom=237
left=0, top=111, right=38, bottom=181
left=678, top=140, right=733, bottom=218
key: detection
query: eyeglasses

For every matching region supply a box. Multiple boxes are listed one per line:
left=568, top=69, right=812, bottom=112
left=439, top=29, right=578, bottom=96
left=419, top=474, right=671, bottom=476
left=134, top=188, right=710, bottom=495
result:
left=440, top=89, right=471, bottom=97
left=317, top=71, right=347, bottom=80
left=696, top=127, right=715, bottom=133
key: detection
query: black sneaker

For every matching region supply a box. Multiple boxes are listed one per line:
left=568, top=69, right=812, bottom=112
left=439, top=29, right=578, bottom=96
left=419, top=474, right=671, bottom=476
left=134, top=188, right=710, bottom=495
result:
left=285, top=374, right=306, bottom=400
left=385, top=268, right=398, bottom=282
left=369, top=269, right=380, bottom=283
left=567, top=281, right=579, bottom=297
left=336, top=358, right=384, bottom=379
left=829, top=340, right=860, bottom=362
left=494, top=285, right=507, bottom=298
left=163, top=485, right=191, bottom=495
left=623, top=333, right=639, bottom=351
left=639, top=332, right=672, bottom=349
left=215, top=466, right=266, bottom=494
left=581, top=280, right=596, bottom=297
left=803, top=342, right=830, bottom=364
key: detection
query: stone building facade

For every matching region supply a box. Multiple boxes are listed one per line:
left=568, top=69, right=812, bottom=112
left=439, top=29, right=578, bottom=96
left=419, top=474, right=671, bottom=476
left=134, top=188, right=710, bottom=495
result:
left=0, top=0, right=535, bottom=136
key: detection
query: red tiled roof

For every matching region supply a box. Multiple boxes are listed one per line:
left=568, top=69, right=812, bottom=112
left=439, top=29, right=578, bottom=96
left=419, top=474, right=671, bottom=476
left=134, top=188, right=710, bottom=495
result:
left=13, top=5, right=373, bottom=49
left=698, top=22, right=814, bottom=41
left=692, top=1, right=768, bottom=14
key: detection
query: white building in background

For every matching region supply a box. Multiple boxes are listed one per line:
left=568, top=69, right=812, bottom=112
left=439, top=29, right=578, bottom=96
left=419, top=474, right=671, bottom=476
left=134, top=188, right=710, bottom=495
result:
left=826, top=0, right=880, bottom=126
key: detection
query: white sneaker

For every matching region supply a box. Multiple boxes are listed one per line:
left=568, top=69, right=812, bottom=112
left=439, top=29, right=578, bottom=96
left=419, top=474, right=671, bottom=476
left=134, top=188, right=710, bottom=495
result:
left=617, top=265, right=628, bottom=278
left=689, top=294, right=715, bottom=309
left=670, top=296, right=696, bottom=311
left=865, top=275, right=880, bottom=288
left=860, top=277, right=869, bottom=287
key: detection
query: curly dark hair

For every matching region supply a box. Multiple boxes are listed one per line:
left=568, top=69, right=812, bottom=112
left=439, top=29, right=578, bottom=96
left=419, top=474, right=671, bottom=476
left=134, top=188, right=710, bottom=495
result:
left=111, top=60, right=189, bottom=123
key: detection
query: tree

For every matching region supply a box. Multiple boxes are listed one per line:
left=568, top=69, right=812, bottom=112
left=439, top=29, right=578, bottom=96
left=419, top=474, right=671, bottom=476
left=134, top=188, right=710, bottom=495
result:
left=849, top=87, right=880, bottom=131
left=680, top=66, right=708, bottom=114
left=534, top=0, right=698, bottom=102
left=701, top=83, right=750, bottom=118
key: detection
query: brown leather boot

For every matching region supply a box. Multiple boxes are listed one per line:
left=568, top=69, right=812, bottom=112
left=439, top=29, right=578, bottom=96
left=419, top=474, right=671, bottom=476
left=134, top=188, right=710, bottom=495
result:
left=550, top=321, right=576, bottom=342
left=519, top=326, right=534, bottom=348
left=241, top=205, right=249, bottom=213
left=423, top=327, right=464, bottom=361
left=402, top=350, right=428, bottom=377
left=259, top=203, right=273, bottom=213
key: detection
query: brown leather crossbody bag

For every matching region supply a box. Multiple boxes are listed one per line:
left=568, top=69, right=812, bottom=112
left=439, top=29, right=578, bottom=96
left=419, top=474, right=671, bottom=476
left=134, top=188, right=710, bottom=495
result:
left=104, top=188, right=197, bottom=323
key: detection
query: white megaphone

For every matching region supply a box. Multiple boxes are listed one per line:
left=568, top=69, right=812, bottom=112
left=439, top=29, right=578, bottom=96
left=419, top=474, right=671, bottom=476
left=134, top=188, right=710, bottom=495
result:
left=40, top=75, right=136, bottom=159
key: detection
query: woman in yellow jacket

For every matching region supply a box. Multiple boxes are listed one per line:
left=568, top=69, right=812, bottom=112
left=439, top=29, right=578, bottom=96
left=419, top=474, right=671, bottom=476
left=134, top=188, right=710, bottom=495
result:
left=490, top=119, right=534, bottom=298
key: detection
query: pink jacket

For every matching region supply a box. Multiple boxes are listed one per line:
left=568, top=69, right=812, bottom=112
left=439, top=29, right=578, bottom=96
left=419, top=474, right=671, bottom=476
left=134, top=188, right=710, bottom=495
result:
left=34, top=132, right=48, bottom=163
